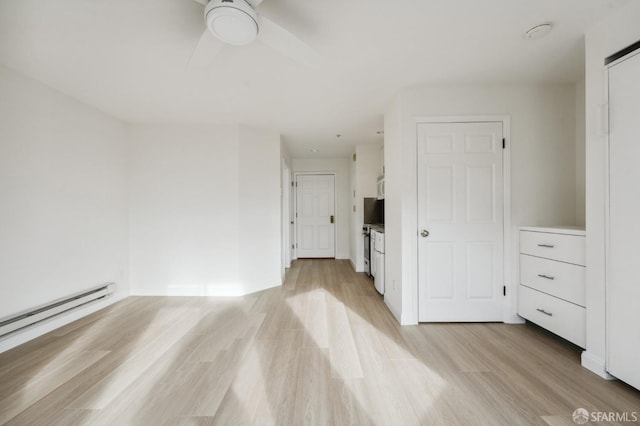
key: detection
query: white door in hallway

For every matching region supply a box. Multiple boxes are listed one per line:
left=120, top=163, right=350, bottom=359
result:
left=418, top=121, right=504, bottom=322
left=296, top=174, right=335, bottom=258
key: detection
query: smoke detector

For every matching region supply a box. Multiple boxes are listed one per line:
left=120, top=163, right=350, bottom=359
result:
left=524, top=23, right=553, bottom=40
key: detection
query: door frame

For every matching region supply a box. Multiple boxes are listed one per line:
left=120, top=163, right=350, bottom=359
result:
left=412, top=115, right=513, bottom=323
left=293, top=172, right=338, bottom=260
left=281, top=161, right=292, bottom=279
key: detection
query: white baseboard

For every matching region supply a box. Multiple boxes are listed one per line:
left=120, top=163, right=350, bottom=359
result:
left=384, top=297, right=403, bottom=323
left=131, top=281, right=282, bottom=297
left=349, top=259, right=357, bottom=271
left=401, top=313, right=418, bottom=325
left=382, top=296, right=418, bottom=325
left=505, top=313, right=526, bottom=324
left=0, top=293, right=124, bottom=354
left=581, top=351, right=615, bottom=380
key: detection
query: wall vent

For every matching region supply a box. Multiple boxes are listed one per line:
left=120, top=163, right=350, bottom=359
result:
left=0, top=283, right=115, bottom=339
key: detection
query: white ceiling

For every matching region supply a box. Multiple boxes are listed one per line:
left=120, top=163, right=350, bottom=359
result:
left=0, top=0, right=628, bottom=157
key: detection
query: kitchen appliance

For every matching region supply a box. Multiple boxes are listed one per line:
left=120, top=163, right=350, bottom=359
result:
left=363, top=198, right=384, bottom=225
left=363, top=197, right=384, bottom=279
left=372, top=229, right=385, bottom=294
left=363, top=225, right=372, bottom=277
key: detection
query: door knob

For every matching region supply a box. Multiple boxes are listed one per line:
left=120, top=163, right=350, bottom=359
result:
left=421, top=230, right=430, bottom=238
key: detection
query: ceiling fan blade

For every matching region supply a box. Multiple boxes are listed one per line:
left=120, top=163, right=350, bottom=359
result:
left=191, top=0, right=208, bottom=5
left=246, top=0, right=265, bottom=7
left=188, top=30, right=224, bottom=70
left=259, top=16, right=319, bottom=67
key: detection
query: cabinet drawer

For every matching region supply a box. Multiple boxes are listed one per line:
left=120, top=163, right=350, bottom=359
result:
left=518, top=285, right=585, bottom=347
left=520, top=254, right=585, bottom=306
left=520, top=231, right=585, bottom=266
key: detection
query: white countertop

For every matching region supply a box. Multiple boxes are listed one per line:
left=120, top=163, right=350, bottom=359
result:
left=519, top=225, right=585, bottom=236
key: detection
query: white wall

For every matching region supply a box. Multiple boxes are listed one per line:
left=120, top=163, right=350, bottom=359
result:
left=129, top=124, right=281, bottom=296
left=384, top=83, right=578, bottom=324
left=292, top=157, right=351, bottom=259
left=0, top=65, right=129, bottom=350
left=383, top=98, right=403, bottom=320
left=281, top=141, right=292, bottom=276
left=349, top=152, right=357, bottom=268
left=575, top=78, right=586, bottom=227
left=352, top=144, right=382, bottom=272
left=583, top=1, right=640, bottom=377
left=239, top=126, right=282, bottom=290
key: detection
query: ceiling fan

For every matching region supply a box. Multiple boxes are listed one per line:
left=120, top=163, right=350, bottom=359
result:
left=189, top=0, right=318, bottom=68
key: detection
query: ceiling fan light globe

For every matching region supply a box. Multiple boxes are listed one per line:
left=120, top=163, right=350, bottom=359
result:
left=205, top=0, right=259, bottom=46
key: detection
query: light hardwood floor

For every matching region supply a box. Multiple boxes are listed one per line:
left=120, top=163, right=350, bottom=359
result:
left=1, top=259, right=639, bottom=425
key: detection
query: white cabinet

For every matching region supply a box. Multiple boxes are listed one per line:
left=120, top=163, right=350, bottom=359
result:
left=370, top=230, right=377, bottom=277
left=372, top=230, right=385, bottom=295
left=520, top=254, right=585, bottom=307
left=520, top=230, right=585, bottom=266
left=518, top=227, right=586, bottom=347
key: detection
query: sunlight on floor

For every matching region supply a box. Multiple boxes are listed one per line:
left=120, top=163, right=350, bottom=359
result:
left=230, top=345, right=275, bottom=424
left=285, top=287, right=448, bottom=421
left=68, top=307, right=203, bottom=411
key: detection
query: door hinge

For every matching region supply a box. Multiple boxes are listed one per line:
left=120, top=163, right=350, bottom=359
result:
left=291, top=244, right=294, bottom=249
left=503, top=286, right=506, bottom=296
left=291, top=181, right=294, bottom=187
left=502, top=138, right=506, bottom=149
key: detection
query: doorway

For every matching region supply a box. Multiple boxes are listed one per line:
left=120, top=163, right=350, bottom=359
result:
left=295, top=174, right=336, bottom=258
left=417, top=120, right=507, bottom=322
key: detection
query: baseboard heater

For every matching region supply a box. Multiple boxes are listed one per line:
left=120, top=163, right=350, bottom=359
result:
left=0, top=283, right=115, bottom=340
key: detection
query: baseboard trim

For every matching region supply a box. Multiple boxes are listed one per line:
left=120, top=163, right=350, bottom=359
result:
left=131, top=282, right=282, bottom=297
left=581, top=351, right=615, bottom=380
left=0, top=294, right=124, bottom=354
left=505, top=313, right=526, bottom=324
left=384, top=297, right=402, bottom=323
left=400, top=313, right=418, bottom=326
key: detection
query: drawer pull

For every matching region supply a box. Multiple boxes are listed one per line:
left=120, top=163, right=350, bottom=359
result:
left=537, top=274, right=555, bottom=280
left=537, top=244, right=555, bottom=248
left=536, top=308, right=553, bottom=317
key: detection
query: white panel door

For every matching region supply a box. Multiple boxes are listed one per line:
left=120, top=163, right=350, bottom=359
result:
left=296, top=174, right=335, bottom=258
left=607, top=50, right=640, bottom=390
left=418, top=122, right=504, bottom=322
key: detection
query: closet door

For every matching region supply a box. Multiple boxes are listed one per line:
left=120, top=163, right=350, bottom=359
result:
left=607, top=47, right=640, bottom=390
